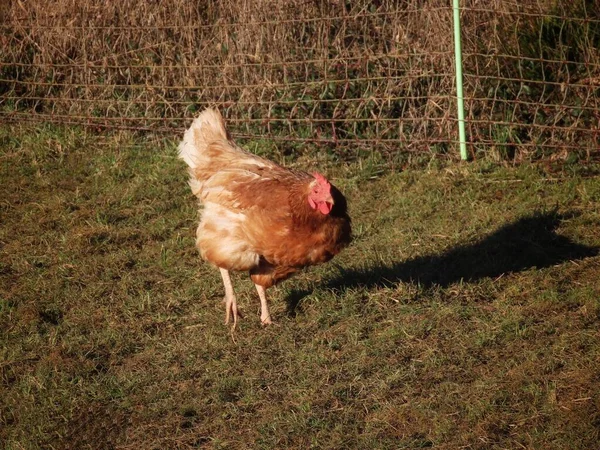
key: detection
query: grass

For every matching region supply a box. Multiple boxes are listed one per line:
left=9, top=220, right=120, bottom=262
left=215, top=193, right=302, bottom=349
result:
left=1, top=123, right=599, bottom=450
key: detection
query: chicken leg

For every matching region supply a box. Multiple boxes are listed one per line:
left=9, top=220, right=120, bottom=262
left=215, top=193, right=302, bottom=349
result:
left=219, top=268, right=239, bottom=327
left=254, top=284, right=272, bottom=325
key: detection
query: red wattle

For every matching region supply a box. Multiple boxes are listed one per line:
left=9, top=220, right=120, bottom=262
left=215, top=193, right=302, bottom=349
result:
left=318, top=202, right=332, bottom=215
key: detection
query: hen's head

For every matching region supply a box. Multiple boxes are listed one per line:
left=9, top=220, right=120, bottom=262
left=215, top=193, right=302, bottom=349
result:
left=308, top=173, right=334, bottom=215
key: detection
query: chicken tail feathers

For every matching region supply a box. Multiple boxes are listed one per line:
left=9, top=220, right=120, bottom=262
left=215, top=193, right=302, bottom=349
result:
left=178, top=108, right=230, bottom=169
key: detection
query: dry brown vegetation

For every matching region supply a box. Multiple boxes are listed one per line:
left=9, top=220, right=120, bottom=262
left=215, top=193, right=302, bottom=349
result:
left=1, top=0, right=599, bottom=159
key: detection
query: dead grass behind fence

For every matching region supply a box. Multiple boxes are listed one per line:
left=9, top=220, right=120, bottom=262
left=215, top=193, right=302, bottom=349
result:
left=1, top=0, right=599, bottom=159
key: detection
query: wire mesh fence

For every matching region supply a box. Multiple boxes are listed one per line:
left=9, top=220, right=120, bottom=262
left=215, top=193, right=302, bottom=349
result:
left=1, top=0, right=599, bottom=160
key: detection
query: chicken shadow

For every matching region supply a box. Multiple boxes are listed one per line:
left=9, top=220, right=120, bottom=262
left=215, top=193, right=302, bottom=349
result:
left=285, top=210, right=599, bottom=314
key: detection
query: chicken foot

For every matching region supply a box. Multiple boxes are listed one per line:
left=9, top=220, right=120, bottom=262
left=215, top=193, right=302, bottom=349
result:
left=219, top=268, right=240, bottom=327
left=219, top=268, right=273, bottom=327
left=254, top=284, right=272, bottom=325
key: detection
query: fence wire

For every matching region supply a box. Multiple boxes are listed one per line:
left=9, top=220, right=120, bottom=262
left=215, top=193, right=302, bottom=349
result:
left=1, top=0, right=599, bottom=160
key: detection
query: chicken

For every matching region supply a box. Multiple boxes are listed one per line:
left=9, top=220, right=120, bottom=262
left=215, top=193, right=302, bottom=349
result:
left=178, top=108, right=351, bottom=327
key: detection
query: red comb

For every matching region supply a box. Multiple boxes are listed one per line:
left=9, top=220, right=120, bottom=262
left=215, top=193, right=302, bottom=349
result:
left=312, top=172, right=330, bottom=187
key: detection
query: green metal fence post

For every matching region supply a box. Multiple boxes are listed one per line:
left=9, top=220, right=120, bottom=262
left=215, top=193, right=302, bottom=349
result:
left=453, top=0, right=468, bottom=160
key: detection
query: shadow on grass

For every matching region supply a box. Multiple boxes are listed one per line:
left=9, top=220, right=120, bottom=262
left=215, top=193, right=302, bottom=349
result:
left=286, top=211, right=599, bottom=315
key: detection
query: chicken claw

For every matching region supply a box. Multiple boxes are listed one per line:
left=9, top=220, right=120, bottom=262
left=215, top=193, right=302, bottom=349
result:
left=255, top=284, right=272, bottom=325
left=219, top=268, right=241, bottom=328
left=224, top=294, right=241, bottom=327
left=260, top=314, right=272, bottom=326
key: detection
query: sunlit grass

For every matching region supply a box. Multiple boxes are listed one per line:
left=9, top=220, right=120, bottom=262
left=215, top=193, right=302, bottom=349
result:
left=1, top=124, right=599, bottom=449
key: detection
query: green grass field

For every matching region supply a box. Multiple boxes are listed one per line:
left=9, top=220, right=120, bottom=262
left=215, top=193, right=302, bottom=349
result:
left=1, top=124, right=599, bottom=449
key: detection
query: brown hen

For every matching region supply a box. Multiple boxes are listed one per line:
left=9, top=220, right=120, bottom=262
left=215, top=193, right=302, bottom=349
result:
left=179, top=109, right=351, bottom=326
